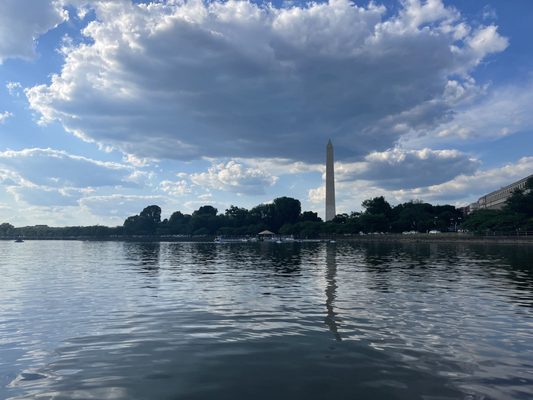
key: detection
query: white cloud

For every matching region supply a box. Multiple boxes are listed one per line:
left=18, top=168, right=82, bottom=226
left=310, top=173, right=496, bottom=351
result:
left=160, top=179, right=190, bottom=196
left=0, top=148, right=156, bottom=209
left=0, top=0, right=67, bottom=63
left=465, top=25, right=508, bottom=61
left=0, top=148, right=136, bottom=188
left=427, top=82, right=533, bottom=142
left=335, top=147, right=479, bottom=189
left=123, top=153, right=153, bottom=167
left=6, top=82, right=22, bottom=96
left=308, top=186, right=325, bottom=205
left=26, top=0, right=507, bottom=162
left=0, top=111, right=13, bottom=124
left=198, top=193, right=213, bottom=201
left=0, top=167, right=26, bottom=187
left=190, top=160, right=277, bottom=195
left=124, top=169, right=154, bottom=186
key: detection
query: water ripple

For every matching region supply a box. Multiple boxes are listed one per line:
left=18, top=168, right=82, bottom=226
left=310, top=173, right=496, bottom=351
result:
left=0, top=241, right=532, bottom=399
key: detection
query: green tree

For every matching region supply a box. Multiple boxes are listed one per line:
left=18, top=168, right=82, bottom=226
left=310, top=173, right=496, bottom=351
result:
left=359, top=213, right=389, bottom=233
left=332, top=213, right=349, bottom=224
left=193, top=205, right=218, bottom=216
left=123, top=205, right=162, bottom=234
left=505, top=187, right=533, bottom=216
left=168, top=211, right=191, bottom=234
left=250, top=203, right=276, bottom=230
left=300, top=211, right=320, bottom=222
left=298, top=221, right=321, bottom=238
left=123, top=215, right=142, bottom=234
left=390, top=201, right=435, bottom=232
left=273, top=197, right=301, bottom=226
left=190, top=205, right=220, bottom=234
left=0, top=223, right=14, bottom=236
left=462, top=209, right=501, bottom=232
left=225, top=206, right=249, bottom=226
left=362, top=196, right=392, bottom=217
left=140, top=205, right=162, bottom=224
left=169, top=211, right=186, bottom=225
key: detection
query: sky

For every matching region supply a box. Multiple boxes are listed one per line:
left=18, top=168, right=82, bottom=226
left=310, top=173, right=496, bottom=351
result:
left=0, top=0, right=532, bottom=227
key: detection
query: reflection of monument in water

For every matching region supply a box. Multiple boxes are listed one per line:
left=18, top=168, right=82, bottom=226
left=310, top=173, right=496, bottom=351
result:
left=325, top=139, right=336, bottom=221
left=325, top=244, right=341, bottom=341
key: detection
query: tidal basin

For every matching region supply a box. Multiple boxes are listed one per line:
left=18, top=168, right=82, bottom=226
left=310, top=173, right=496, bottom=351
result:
left=1, top=241, right=532, bottom=399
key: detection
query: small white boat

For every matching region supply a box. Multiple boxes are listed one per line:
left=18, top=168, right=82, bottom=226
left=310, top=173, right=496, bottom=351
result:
left=214, top=236, right=249, bottom=243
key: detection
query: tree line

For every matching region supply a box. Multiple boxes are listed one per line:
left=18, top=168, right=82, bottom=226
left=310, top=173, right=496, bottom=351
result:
left=116, top=195, right=465, bottom=237
left=1, top=178, right=531, bottom=239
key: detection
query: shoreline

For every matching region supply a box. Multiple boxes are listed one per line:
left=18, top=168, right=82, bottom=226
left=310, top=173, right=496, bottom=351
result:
left=2, top=233, right=533, bottom=245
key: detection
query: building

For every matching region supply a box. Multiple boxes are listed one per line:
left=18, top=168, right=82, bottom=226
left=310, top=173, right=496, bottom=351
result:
left=325, top=139, right=336, bottom=221
left=467, top=174, right=532, bottom=213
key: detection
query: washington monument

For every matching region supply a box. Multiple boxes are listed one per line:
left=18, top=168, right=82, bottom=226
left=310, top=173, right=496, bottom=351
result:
left=325, top=139, right=336, bottom=221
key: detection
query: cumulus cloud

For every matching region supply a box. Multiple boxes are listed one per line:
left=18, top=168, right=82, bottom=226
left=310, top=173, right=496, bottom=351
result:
left=160, top=179, right=190, bottom=196
left=0, top=0, right=67, bottom=63
left=190, top=160, right=277, bottom=195
left=0, top=148, right=135, bottom=188
left=26, top=0, right=508, bottom=162
left=6, top=82, right=22, bottom=97
left=335, top=148, right=479, bottom=189
left=0, top=111, right=13, bottom=124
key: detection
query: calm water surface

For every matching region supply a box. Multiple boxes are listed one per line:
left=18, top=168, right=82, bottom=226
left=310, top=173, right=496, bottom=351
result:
left=1, top=241, right=532, bottom=399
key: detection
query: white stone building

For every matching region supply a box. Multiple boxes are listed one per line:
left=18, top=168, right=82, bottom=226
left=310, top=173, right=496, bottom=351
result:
left=467, top=174, right=532, bottom=213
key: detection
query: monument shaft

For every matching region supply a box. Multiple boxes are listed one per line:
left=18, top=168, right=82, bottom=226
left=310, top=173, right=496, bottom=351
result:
left=325, top=140, right=336, bottom=221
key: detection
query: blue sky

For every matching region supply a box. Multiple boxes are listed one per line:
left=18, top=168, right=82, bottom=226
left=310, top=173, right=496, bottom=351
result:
left=0, top=0, right=532, bottom=226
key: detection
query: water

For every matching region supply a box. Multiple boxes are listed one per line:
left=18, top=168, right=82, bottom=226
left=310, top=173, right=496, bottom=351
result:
left=1, top=241, right=532, bottom=400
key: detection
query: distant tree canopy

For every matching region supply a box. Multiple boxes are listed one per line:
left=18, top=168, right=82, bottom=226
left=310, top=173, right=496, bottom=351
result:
left=4, top=185, right=529, bottom=239
left=0, top=223, right=14, bottom=235
left=124, top=205, right=162, bottom=234
left=147, top=197, right=304, bottom=236
left=117, top=195, right=468, bottom=237
left=0, top=223, right=122, bottom=239
left=362, top=196, right=392, bottom=217
left=193, top=205, right=218, bottom=217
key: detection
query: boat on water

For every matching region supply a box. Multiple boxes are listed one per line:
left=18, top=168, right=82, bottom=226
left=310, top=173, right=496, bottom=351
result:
left=14, top=237, right=24, bottom=243
left=213, top=235, right=327, bottom=244
left=214, top=236, right=252, bottom=243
